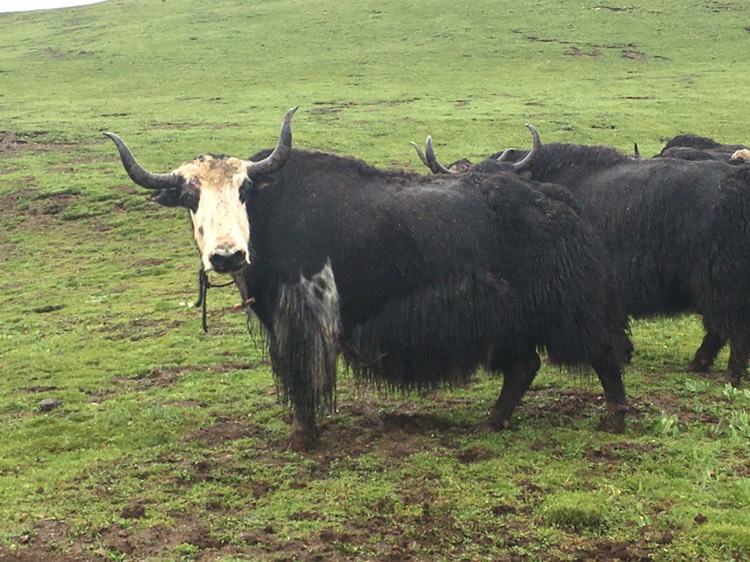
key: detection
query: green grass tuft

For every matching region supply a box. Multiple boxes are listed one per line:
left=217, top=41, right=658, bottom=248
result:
left=542, top=491, right=614, bottom=534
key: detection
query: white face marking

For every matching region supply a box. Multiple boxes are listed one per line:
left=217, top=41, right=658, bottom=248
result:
left=175, top=155, right=252, bottom=273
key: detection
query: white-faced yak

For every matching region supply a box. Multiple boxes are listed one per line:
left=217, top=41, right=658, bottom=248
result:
left=105, top=109, right=631, bottom=450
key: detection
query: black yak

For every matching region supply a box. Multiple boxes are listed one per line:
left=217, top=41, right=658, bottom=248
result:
left=105, top=110, right=630, bottom=449
left=657, top=134, right=748, bottom=162
left=417, top=133, right=750, bottom=386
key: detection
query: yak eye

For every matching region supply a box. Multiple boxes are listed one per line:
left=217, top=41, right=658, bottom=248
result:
left=180, top=184, right=200, bottom=211
left=239, top=179, right=254, bottom=203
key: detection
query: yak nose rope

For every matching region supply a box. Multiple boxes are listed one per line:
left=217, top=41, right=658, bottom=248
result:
left=195, top=267, right=236, bottom=332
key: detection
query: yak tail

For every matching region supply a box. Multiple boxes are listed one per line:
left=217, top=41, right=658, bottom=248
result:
left=270, top=260, right=340, bottom=418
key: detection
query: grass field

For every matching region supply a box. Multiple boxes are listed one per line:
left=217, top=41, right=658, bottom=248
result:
left=1, top=0, right=750, bottom=560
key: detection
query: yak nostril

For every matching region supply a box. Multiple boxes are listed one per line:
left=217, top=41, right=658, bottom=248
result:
left=209, top=250, right=247, bottom=273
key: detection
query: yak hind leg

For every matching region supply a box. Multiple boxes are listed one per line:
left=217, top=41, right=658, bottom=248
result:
left=688, top=331, right=726, bottom=374
left=591, top=354, right=628, bottom=433
left=725, top=337, right=750, bottom=388
left=487, top=350, right=541, bottom=431
left=271, top=260, right=340, bottom=451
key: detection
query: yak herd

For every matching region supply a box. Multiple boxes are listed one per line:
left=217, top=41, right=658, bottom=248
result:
left=106, top=108, right=750, bottom=449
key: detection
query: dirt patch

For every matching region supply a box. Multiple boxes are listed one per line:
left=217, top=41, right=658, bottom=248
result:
left=633, top=388, right=724, bottom=425
left=622, top=49, right=648, bottom=61
left=29, top=192, right=80, bottom=216
left=1, top=519, right=99, bottom=562
left=0, top=189, right=37, bottom=213
left=98, top=522, right=225, bottom=561
left=1, top=386, right=743, bottom=561
left=569, top=46, right=602, bottom=58
left=705, top=1, right=735, bottom=13
left=309, top=102, right=354, bottom=116
left=101, top=318, right=184, bottom=342
left=86, top=366, right=190, bottom=403
left=521, top=387, right=606, bottom=425
left=89, top=362, right=261, bottom=403
left=129, top=258, right=165, bottom=270
left=182, top=416, right=264, bottom=446
left=0, top=515, right=668, bottom=562
left=17, top=385, right=61, bottom=393
left=585, top=441, right=660, bottom=465
left=571, top=537, right=656, bottom=561
left=512, top=30, right=668, bottom=62
left=594, top=4, right=635, bottom=11
left=0, top=130, right=74, bottom=157
left=0, top=188, right=85, bottom=237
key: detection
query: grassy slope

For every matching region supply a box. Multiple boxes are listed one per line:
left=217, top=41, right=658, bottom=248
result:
left=1, top=0, right=749, bottom=560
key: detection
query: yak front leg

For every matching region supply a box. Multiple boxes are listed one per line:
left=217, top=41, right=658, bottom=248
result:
left=270, top=261, right=340, bottom=450
left=488, top=350, right=541, bottom=431
left=591, top=354, right=628, bottom=433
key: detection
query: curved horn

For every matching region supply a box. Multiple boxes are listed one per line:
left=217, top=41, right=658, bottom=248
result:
left=410, top=140, right=430, bottom=169
left=425, top=135, right=453, bottom=174
left=104, top=132, right=182, bottom=190
left=512, top=124, right=541, bottom=172
left=246, top=106, right=298, bottom=177
left=410, top=136, right=452, bottom=174
left=633, top=143, right=641, bottom=159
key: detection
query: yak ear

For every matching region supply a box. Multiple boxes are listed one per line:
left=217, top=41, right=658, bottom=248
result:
left=150, top=188, right=182, bottom=207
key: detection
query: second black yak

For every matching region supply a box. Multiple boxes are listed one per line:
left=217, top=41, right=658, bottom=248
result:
left=417, top=130, right=750, bottom=386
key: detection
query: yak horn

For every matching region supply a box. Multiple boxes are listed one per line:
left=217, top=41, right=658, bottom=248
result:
left=410, top=135, right=453, bottom=174
left=246, top=106, right=298, bottom=177
left=104, top=132, right=183, bottom=190
left=510, top=124, right=541, bottom=172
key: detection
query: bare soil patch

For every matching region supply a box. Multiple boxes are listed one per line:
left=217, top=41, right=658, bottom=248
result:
left=0, top=385, right=742, bottom=561
left=0, top=130, right=73, bottom=157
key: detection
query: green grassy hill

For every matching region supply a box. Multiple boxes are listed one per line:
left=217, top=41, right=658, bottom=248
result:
left=1, top=1, right=749, bottom=560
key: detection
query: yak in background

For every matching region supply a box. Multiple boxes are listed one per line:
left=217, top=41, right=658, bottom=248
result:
left=655, top=134, right=750, bottom=162
left=416, top=129, right=750, bottom=387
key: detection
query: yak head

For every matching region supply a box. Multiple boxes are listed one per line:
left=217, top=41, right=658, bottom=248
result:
left=105, top=107, right=297, bottom=274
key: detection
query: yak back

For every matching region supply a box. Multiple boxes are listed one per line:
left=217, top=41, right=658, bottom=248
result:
left=516, top=147, right=750, bottom=320
left=661, top=134, right=745, bottom=153
left=243, top=148, right=628, bottom=389
left=490, top=143, right=631, bottom=186
left=658, top=146, right=717, bottom=161
left=658, top=134, right=748, bottom=162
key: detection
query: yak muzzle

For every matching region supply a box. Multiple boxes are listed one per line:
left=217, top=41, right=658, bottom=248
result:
left=208, top=248, right=248, bottom=273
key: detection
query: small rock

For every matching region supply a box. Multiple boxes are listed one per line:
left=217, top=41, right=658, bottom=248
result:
left=38, top=398, right=63, bottom=412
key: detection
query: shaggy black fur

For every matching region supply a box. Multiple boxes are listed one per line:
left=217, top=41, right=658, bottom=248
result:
left=483, top=142, right=750, bottom=386
left=232, top=149, right=630, bottom=447
left=657, top=134, right=748, bottom=162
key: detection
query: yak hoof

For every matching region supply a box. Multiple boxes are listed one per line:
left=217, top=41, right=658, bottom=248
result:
left=725, top=370, right=743, bottom=389
left=687, top=360, right=711, bottom=374
left=596, top=406, right=627, bottom=433
left=287, top=428, right=319, bottom=452
left=486, top=414, right=512, bottom=432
